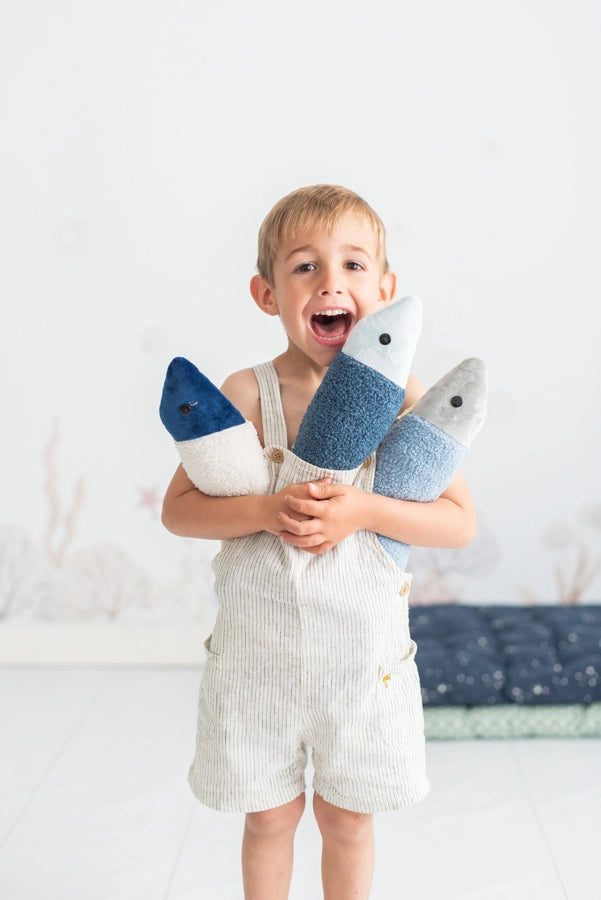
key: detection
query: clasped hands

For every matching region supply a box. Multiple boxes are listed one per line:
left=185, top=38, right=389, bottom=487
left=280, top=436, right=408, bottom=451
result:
left=270, top=479, right=363, bottom=555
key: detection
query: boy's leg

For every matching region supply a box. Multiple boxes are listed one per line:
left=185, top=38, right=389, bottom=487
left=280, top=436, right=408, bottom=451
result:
left=313, top=793, right=375, bottom=900
left=242, top=793, right=306, bottom=900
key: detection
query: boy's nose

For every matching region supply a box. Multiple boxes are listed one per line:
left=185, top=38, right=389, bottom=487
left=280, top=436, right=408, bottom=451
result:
left=318, top=270, right=344, bottom=296
left=320, top=286, right=343, bottom=296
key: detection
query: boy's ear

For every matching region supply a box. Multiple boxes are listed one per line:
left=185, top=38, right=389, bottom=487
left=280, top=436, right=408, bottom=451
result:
left=250, top=274, right=280, bottom=316
left=379, top=271, right=397, bottom=303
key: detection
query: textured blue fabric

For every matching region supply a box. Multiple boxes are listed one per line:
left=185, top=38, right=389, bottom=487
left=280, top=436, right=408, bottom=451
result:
left=160, top=357, right=244, bottom=441
left=411, top=604, right=601, bottom=707
left=292, top=352, right=405, bottom=469
left=374, top=415, right=466, bottom=569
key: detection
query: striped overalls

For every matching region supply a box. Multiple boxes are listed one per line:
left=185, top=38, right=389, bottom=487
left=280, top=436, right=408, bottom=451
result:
left=188, top=361, right=430, bottom=813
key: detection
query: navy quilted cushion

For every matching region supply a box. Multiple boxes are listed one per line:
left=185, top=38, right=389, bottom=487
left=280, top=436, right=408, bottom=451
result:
left=411, top=605, right=601, bottom=707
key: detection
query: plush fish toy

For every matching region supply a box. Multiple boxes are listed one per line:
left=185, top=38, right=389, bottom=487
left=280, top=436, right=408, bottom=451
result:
left=159, top=296, right=487, bottom=567
left=374, top=357, right=487, bottom=569
left=293, top=294, right=422, bottom=468
left=159, top=359, right=270, bottom=496
left=160, top=295, right=422, bottom=492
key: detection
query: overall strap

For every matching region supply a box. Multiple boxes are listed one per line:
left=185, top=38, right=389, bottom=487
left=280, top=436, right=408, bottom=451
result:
left=253, top=361, right=289, bottom=449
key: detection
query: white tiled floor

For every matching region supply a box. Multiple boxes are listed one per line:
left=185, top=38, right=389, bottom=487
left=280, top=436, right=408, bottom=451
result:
left=1, top=668, right=599, bottom=899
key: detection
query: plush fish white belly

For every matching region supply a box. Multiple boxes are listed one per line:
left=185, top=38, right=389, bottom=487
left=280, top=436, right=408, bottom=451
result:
left=159, top=358, right=270, bottom=496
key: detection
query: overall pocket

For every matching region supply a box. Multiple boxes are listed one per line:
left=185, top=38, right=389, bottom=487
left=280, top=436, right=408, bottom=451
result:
left=194, top=634, right=222, bottom=744
left=272, top=446, right=360, bottom=491
left=378, top=640, right=423, bottom=749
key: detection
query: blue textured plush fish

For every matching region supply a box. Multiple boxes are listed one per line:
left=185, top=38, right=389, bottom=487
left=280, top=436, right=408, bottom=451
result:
left=374, top=357, right=487, bottom=569
left=293, top=294, right=422, bottom=468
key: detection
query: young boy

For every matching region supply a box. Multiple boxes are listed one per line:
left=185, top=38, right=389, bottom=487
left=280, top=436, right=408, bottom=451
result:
left=162, top=184, right=476, bottom=900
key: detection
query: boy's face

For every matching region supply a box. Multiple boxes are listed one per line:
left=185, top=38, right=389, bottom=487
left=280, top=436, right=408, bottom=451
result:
left=251, top=214, right=396, bottom=368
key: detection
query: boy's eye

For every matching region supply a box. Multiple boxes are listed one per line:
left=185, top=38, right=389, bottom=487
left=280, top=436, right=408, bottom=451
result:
left=345, top=261, right=364, bottom=271
left=295, top=262, right=316, bottom=273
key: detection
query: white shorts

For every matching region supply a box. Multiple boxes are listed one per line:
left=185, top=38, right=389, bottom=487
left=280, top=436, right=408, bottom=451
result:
left=188, top=570, right=430, bottom=814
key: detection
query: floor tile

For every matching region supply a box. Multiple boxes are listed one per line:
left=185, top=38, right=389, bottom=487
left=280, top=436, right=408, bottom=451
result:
left=0, top=668, right=105, bottom=841
left=0, top=670, right=198, bottom=900
left=372, top=741, right=567, bottom=900
left=1, top=670, right=598, bottom=899
left=512, top=739, right=601, bottom=899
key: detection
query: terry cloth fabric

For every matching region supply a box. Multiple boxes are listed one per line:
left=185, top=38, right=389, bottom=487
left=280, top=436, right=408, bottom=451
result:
left=176, top=421, right=270, bottom=497
left=375, top=415, right=467, bottom=570
left=293, top=352, right=404, bottom=470
left=187, top=361, right=430, bottom=814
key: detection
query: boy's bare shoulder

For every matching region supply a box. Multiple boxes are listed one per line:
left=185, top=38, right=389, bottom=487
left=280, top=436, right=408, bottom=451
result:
left=221, top=368, right=264, bottom=440
left=220, top=367, right=260, bottom=406
left=221, top=368, right=423, bottom=439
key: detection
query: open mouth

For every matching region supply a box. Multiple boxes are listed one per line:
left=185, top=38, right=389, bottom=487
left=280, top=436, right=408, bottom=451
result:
left=309, top=308, right=353, bottom=345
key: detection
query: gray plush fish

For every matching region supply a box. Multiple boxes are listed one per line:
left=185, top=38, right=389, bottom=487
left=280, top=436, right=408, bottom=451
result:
left=374, top=357, right=488, bottom=569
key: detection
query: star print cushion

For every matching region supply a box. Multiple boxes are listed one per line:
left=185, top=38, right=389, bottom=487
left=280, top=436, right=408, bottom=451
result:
left=412, top=604, right=601, bottom=707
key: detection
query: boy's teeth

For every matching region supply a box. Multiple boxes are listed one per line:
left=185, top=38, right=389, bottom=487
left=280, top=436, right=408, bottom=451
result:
left=310, top=308, right=351, bottom=343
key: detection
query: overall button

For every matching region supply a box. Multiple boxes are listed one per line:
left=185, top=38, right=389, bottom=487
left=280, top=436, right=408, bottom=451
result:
left=399, top=582, right=410, bottom=597
left=270, top=448, right=285, bottom=463
left=361, top=456, right=372, bottom=469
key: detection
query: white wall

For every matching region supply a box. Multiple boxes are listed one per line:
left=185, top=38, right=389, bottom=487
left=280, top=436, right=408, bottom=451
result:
left=1, top=0, right=600, bottom=639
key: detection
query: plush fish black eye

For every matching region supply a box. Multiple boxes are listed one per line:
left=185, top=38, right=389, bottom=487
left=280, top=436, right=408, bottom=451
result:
left=179, top=403, right=193, bottom=415
left=379, top=333, right=391, bottom=345
left=450, top=396, right=463, bottom=408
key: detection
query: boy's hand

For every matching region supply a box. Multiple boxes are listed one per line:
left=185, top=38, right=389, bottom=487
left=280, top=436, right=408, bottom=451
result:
left=262, top=481, right=317, bottom=535
left=277, top=481, right=363, bottom=554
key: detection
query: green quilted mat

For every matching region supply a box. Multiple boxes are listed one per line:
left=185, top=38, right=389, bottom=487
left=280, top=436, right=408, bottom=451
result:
left=424, top=702, right=601, bottom=739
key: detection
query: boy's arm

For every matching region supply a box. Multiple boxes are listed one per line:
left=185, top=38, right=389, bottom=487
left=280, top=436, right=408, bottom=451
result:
left=162, top=464, right=265, bottom=539
left=277, top=472, right=477, bottom=555
left=162, top=463, right=317, bottom=539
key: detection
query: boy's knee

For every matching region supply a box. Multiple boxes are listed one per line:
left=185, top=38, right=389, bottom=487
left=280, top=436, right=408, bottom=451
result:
left=313, top=793, right=373, bottom=844
left=245, top=793, right=306, bottom=839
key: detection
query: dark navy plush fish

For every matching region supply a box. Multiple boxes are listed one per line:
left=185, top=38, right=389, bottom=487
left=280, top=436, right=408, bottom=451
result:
left=292, top=295, right=422, bottom=469
left=159, top=357, right=270, bottom=496
left=374, top=357, right=488, bottom=569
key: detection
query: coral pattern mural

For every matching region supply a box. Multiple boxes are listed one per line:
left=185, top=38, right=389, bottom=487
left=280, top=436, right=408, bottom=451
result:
left=409, top=517, right=500, bottom=606
left=1, top=0, right=600, bottom=635
left=524, top=506, right=601, bottom=607
left=0, top=421, right=216, bottom=623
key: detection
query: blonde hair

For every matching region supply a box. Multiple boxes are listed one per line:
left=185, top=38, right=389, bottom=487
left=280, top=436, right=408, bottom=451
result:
left=256, top=184, right=389, bottom=285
